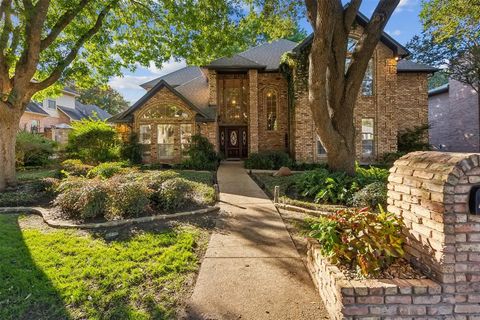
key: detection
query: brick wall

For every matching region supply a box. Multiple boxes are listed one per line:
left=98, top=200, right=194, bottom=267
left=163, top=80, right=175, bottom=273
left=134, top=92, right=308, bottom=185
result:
left=388, top=151, right=480, bottom=317
left=248, top=69, right=259, bottom=153
left=257, top=72, right=289, bottom=152
left=429, top=79, right=480, bottom=152
left=290, top=42, right=428, bottom=164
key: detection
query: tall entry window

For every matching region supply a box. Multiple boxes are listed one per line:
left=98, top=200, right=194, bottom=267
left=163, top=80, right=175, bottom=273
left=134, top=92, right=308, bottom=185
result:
left=157, top=124, right=175, bottom=158
left=218, top=74, right=248, bottom=125
left=265, top=89, right=278, bottom=131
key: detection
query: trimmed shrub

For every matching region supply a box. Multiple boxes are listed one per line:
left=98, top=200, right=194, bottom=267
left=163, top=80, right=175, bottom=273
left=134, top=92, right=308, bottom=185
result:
left=140, top=170, right=180, bottom=190
left=15, top=131, right=57, bottom=167
left=61, top=159, right=93, bottom=177
left=350, top=181, right=388, bottom=210
left=106, top=180, right=152, bottom=219
left=87, top=161, right=128, bottom=179
left=120, top=132, right=143, bottom=164
left=179, top=135, right=218, bottom=170
left=54, top=179, right=109, bottom=220
left=306, top=207, right=405, bottom=276
left=155, top=178, right=193, bottom=211
left=66, top=118, right=119, bottom=164
left=244, top=151, right=293, bottom=170
left=190, top=181, right=216, bottom=206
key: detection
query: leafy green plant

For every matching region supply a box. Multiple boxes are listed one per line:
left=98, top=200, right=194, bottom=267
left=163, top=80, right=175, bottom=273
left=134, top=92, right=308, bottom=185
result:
left=306, top=207, right=405, bottom=276
left=120, top=132, right=143, bottom=164
left=54, top=179, right=109, bottom=220
left=87, top=161, right=128, bottom=179
left=106, top=180, right=152, bottom=219
left=179, top=135, right=218, bottom=170
left=15, top=131, right=57, bottom=167
left=155, top=178, right=194, bottom=211
left=244, top=151, right=293, bottom=170
left=66, top=119, right=119, bottom=164
left=350, top=181, right=388, bottom=209
left=60, top=159, right=93, bottom=177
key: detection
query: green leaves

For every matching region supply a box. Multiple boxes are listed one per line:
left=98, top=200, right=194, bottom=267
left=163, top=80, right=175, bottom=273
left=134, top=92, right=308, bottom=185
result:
left=306, top=207, right=405, bottom=277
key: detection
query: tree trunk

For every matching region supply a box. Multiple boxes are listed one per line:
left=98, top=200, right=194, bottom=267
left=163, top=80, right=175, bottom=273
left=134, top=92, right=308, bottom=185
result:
left=0, top=103, right=21, bottom=191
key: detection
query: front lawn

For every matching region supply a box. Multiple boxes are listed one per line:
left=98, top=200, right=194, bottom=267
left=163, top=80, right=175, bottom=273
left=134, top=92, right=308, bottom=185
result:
left=0, top=214, right=208, bottom=319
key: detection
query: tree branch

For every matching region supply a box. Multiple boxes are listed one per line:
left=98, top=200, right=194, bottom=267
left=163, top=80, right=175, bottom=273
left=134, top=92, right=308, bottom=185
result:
left=343, top=0, right=362, bottom=31
left=345, top=0, right=399, bottom=106
left=40, top=0, right=92, bottom=51
left=33, top=1, right=116, bottom=91
left=0, top=0, right=13, bottom=91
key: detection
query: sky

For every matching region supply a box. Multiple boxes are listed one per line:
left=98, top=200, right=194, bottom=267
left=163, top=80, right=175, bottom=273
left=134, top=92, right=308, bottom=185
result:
left=110, top=0, right=424, bottom=105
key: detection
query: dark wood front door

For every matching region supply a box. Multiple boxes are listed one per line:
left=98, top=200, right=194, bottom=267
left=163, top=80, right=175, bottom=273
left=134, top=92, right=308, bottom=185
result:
left=220, top=126, right=248, bottom=159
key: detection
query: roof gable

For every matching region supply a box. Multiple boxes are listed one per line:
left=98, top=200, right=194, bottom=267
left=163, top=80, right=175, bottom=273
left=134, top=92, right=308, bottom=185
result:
left=109, top=80, right=211, bottom=123
left=140, top=66, right=204, bottom=90
left=293, top=12, right=410, bottom=58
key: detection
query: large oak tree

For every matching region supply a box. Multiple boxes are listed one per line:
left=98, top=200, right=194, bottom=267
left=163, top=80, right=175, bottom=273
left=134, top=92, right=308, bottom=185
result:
left=305, top=0, right=399, bottom=174
left=0, top=0, right=300, bottom=190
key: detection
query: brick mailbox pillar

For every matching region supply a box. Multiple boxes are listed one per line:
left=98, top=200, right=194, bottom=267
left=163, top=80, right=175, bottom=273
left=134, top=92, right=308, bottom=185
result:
left=388, top=151, right=480, bottom=315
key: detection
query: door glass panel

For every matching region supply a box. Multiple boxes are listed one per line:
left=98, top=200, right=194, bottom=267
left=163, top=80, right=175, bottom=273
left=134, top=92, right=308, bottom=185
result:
left=230, top=130, right=238, bottom=146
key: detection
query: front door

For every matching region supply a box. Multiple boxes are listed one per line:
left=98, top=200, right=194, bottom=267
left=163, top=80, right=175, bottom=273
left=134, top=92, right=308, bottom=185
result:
left=220, top=126, right=248, bottom=159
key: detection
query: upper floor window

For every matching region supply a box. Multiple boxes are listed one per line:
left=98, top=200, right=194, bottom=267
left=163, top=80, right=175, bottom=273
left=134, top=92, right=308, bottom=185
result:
left=47, top=99, right=56, bottom=109
left=265, top=89, right=278, bottom=131
left=346, top=37, right=374, bottom=96
left=142, top=104, right=190, bottom=120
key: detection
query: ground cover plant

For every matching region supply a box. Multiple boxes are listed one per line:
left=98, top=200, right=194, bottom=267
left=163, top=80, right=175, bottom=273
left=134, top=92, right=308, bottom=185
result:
left=0, top=214, right=207, bottom=319
left=305, top=207, right=405, bottom=277
left=251, top=164, right=389, bottom=209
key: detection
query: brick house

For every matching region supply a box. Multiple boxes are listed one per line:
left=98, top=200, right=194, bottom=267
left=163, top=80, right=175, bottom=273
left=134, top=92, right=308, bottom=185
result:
left=110, top=14, right=436, bottom=164
left=429, top=79, right=480, bottom=152
left=20, top=87, right=111, bottom=144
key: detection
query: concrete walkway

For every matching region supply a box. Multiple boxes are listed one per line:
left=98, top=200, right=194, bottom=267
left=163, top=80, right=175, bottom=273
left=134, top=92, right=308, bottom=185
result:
left=185, top=162, right=327, bottom=319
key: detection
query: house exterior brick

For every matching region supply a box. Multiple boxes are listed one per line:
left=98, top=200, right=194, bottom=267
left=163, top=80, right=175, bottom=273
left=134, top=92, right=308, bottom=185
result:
left=111, top=23, right=432, bottom=165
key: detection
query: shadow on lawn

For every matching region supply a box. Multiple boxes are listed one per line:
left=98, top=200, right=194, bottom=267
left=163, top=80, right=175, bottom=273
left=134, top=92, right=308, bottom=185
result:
left=0, top=214, right=70, bottom=320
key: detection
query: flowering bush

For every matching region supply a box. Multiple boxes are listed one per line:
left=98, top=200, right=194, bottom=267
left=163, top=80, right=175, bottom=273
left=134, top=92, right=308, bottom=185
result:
left=306, top=207, right=405, bottom=276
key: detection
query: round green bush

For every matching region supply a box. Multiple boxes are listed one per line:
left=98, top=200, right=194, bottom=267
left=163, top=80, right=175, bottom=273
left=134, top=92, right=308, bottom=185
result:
left=350, top=181, right=388, bottom=210
left=106, top=180, right=152, bottom=220
left=141, top=170, right=180, bottom=190
left=155, top=178, right=193, bottom=211
left=54, top=179, right=109, bottom=220
left=87, top=161, right=128, bottom=179
left=61, top=159, right=94, bottom=177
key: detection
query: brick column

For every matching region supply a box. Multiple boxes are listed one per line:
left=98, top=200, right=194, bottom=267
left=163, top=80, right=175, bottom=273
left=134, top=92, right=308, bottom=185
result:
left=248, top=69, right=259, bottom=154
left=388, top=151, right=480, bottom=316
left=208, top=70, right=217, bottom=106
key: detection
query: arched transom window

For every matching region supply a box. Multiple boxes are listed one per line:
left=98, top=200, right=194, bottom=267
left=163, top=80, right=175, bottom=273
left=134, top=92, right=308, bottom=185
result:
left=141, top=104, right=191, bottom=120
left=265, top=88, right=278, bottom=131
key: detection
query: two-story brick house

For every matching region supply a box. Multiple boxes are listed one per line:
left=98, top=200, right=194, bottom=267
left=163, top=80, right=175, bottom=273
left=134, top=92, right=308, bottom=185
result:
left=109, top=14, right=436, bottom=164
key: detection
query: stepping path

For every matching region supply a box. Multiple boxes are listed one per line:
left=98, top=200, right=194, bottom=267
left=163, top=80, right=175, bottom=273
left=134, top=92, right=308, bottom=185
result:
left=185, top=161, right=328, bottom=319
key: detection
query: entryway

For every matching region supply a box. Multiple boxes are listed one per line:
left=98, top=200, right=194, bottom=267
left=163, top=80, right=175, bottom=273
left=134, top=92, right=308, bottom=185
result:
left=219, top=126, right=248, bottom=159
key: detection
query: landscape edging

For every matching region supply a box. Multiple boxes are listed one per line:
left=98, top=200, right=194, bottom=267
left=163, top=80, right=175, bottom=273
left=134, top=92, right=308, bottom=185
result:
left=0, top=206, right=220, bottom=229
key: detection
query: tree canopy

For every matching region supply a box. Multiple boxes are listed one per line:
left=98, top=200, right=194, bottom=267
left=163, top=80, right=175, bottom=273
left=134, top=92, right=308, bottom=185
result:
left=78, top=85, right=129, bottom=115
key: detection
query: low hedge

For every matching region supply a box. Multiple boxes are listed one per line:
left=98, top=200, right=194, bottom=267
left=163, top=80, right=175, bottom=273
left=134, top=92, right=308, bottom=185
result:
left=53, top=171, right=216, bottom=221
left=244, top=151, right=293, bottom=170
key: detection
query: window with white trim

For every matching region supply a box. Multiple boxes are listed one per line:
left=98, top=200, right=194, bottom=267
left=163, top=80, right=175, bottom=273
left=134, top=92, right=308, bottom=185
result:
left=47, top=99, right=56, bottom=109
left=31, top=120, right=40, bottom=133
left=180, top=124, right=193, bottom=155
left=361, top=118, right=374, bottom=157
left=157, top=124, right=175, bottom=158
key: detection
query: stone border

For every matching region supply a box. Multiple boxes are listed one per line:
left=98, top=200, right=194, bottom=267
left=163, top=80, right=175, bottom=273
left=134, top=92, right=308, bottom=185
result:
left=274, top=203, right=333, bottom=215
left=0, top=206, right=220, bottom=229
left=306, top=239, right=451, bottom=319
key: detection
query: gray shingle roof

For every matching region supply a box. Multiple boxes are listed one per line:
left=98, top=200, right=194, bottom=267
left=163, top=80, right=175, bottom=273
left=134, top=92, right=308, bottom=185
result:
left=75, top=101, right=111, bottom=120
left=25, top=102, right=49, bottom=115
left=205, top=54, right=266, bottom=70
left=175, top=75, right=209, bottom=110
left=397, top=60, right=438, bottom=73
left=58, top=106, right=83, bottom=121
left=141, top=66, right=204, bottom=90
left=238, top=39, right=298, bottom=70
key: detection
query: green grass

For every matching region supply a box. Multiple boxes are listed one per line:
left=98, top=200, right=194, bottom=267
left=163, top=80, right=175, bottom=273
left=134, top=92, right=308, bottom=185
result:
left=0, top=214, right=204, bottom=319
left=16, top=168, right=58, bottom=182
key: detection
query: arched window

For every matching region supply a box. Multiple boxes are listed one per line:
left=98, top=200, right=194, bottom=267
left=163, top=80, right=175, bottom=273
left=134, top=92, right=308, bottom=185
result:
left=265, top=89, right=278, bottom=131
left=141, top=104, right=190, bottom=120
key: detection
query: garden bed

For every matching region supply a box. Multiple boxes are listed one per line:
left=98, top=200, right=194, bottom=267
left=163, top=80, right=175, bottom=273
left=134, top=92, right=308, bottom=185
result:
left=306, top=239, right=447, bottom=319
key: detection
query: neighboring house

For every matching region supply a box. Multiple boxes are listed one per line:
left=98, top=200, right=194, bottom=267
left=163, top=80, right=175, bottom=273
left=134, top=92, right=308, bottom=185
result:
left=20, top=87, right=111, bottom=144
left=109, top=13, right=436, bottom=164
left=429, top=79, right=480, bottom=152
